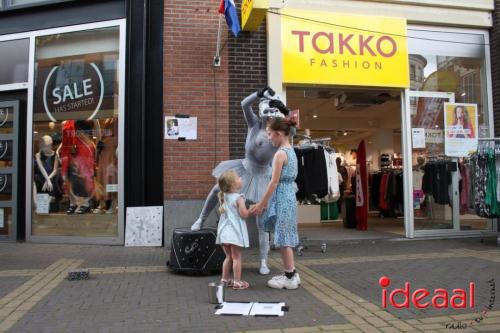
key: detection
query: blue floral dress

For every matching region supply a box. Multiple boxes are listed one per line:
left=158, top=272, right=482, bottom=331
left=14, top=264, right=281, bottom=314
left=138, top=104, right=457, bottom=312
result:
left=263, top=147, right=299, bottom=247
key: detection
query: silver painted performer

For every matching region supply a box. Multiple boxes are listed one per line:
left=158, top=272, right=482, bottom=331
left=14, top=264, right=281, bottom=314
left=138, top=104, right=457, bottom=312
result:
left=191, top=87, right=290, bottom=275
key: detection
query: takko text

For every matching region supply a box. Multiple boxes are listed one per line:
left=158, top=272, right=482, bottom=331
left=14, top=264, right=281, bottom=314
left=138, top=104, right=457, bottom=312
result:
left=379, top=276, right=475, bottom=309
left=290, top=31, right=398, bottom=57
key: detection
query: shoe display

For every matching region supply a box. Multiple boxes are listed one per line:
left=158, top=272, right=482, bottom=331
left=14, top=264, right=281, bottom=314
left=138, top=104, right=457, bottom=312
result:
left=267, top=274, right=299, bottom=290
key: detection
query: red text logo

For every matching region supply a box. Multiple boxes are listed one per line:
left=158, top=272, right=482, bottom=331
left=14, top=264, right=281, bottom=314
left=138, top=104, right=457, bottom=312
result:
left=379, top=276, right=475, bottom=309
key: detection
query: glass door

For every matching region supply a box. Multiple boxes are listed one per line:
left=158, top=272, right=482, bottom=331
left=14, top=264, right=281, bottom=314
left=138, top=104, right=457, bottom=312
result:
left=408, top=91, right=460, bottom=231
left=0, top=100, right=19, bottom=241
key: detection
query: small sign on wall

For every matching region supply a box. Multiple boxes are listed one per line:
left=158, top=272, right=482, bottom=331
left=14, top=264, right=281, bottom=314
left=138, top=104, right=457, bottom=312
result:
left=125, top=206, right=163, bottom=247
left=165, top=116, right=197, bottom=140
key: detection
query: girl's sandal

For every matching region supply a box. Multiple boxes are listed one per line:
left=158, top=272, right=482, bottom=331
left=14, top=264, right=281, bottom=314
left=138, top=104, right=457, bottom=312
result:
left=221, top=279, right=233, bottom=287
left=232, top=280, right=250, bottom=290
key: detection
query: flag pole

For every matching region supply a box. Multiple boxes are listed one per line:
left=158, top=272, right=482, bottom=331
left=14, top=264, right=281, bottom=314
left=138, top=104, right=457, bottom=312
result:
left=214, top=14, right=222, bottom=67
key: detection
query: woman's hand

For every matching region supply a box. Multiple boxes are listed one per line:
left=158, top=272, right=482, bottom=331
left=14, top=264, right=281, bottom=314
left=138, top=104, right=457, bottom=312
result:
left=250, top=202, right=267, bottom=215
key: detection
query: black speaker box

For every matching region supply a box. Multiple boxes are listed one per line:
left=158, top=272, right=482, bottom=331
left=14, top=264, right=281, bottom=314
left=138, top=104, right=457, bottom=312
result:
left=167, top=227, right=224, bottom=275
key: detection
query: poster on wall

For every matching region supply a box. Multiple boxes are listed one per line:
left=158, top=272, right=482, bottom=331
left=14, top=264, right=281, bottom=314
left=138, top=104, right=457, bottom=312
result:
left=165, top=116, right=197, bottom=140
left=444, top=103, right=478, bottom=157
left=125, top=206, right=163, bottom=247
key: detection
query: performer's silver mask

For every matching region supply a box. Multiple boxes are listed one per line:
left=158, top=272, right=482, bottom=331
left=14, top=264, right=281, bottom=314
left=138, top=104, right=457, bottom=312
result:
left=258, top=99, right=285, bottom=120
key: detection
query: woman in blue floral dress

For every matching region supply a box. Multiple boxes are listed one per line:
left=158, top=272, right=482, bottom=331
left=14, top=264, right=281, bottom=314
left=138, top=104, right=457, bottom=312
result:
left=250, top=117, right=299, bottom=290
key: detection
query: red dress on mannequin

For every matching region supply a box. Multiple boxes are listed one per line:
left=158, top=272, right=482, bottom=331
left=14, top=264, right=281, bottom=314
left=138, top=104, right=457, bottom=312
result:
left=60, top=120, right=95, bottom=199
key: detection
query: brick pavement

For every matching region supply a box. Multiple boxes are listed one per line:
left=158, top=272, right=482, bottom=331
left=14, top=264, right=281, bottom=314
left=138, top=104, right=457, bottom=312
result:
left=0, top=238, right=499, bottom=332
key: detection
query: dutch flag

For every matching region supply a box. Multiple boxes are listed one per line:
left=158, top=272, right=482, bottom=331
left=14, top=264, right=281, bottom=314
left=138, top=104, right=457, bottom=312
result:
left=218, top=0, right=241, bottom=37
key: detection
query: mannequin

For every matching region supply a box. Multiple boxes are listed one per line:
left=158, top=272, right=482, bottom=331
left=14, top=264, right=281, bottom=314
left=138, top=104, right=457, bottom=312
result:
left=59, top=120, right=96, bottom=214
left=94, top=117, right=118, bottom=214
left=34, top=135, right=62, bottom=209
left=190, top=87, right=290, bottom=275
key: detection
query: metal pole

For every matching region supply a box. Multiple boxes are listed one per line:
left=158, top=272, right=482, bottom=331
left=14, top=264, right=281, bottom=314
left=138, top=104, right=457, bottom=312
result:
left=213, top=15, right=222, bottom=67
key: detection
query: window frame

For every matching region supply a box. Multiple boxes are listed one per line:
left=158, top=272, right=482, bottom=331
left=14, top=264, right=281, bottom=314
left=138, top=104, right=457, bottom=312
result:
left=1, top=0, right=74, bottom=11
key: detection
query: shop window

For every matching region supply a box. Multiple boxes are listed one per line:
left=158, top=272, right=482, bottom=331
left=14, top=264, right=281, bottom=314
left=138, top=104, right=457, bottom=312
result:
left=32, top=26, right=120, bottom=237
left=0, top=39, right=29, bottom=85
left=408, top=28, right=490, bottom=232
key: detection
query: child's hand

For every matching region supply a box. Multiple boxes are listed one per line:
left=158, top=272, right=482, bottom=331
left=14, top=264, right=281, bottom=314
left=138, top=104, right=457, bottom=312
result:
left=249, top=202, right=266, bottom=215
left=248, top=205, right=258, bottom=215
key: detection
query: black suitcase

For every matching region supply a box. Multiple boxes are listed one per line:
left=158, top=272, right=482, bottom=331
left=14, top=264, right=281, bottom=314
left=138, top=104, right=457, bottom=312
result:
left=166, top=227, right=224, bottom=275
left=342, top=195, right=357, bottom=229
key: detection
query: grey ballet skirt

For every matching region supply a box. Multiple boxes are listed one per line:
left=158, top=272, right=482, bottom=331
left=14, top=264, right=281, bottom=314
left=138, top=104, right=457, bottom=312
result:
left=212, top=159, right=271, bottom=203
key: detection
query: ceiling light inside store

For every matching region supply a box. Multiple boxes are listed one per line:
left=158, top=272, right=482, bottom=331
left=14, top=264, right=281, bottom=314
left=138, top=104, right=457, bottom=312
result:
left=343, top=131, right=348, bottom=136
left=461, top=92, right=466, bottom=97
left=313, top=115, right=318, bottom=118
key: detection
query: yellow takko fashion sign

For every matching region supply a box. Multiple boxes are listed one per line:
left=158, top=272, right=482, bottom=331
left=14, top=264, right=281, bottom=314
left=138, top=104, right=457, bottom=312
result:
left=282, top=10, right=409, bottom=88
left=241, top=0, right=267, bottom=31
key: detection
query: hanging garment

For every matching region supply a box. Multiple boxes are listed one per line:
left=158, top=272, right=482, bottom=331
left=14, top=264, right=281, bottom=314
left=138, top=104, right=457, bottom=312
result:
left=378, top=173, right=390, bottom=210
left=473, top=153, right=489, bottom=217
left=294, top=146, right=328, bottom=201
left=486, top=150, right=500, bottom=216
left=323, top=149, right=340, bottom=202
left=496, top=150, right=500, bottom=204
left=422, top=162, right=454, bottom=205
left=370, top=172, right=382, bottom=210
left=355, top=140, right=368, bottom=231
left=458, top=162, right=470, bottom=215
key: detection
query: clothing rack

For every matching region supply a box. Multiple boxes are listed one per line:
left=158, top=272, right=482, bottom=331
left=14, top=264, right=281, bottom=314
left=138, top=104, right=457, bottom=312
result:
left=291, top=134, right=331, bottom=146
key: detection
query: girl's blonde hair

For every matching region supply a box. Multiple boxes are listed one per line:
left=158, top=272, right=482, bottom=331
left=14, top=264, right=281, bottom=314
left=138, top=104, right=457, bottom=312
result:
left=217, top=170, right=239, bottom=214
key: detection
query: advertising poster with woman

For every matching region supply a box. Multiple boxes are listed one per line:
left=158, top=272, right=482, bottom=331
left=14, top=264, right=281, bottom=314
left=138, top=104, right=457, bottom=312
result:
left=444, top=103, right=478, bottom=157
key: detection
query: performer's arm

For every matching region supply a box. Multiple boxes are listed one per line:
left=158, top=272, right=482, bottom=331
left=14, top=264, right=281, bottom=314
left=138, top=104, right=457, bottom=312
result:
left=241, top=92, right=259, bottom=127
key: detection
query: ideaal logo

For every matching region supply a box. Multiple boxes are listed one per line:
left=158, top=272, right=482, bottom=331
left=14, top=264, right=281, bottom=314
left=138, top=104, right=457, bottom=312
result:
left=379, top=276, right=475, bottom=309
left=379, top=277, right=496, bottom=330
left=43, top=62, right=104, bottom=122
left=445, top=279, right=495, bottom=330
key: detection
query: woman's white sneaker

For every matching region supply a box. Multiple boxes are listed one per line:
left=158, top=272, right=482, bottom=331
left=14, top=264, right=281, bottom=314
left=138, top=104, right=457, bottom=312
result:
left=267, top=274, right=299, bottom=290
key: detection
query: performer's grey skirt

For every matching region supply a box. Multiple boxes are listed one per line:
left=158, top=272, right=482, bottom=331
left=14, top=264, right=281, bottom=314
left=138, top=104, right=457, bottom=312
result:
left=212, top=159, right=271, bottom=204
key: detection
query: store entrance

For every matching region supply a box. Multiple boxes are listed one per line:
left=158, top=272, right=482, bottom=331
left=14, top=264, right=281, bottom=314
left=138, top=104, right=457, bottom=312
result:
left=287, top=87, right=405, bottom=241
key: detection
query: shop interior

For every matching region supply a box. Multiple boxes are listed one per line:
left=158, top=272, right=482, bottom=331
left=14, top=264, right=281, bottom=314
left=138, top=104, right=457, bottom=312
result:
left=287, top=86, right=406, bottom=241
